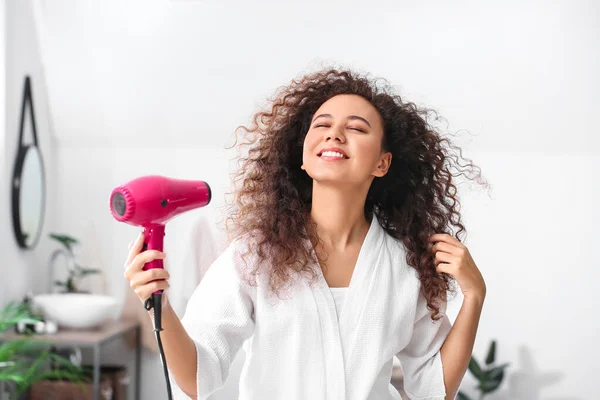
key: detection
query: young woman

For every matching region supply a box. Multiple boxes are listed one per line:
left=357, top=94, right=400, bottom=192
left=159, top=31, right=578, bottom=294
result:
left=124, top=68, right=488, bottom=400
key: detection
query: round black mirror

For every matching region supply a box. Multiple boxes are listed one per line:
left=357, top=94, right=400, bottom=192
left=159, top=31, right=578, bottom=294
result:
left=12, top=145, right=46, bottom=248
left=11, top=76, right=46, bottom=249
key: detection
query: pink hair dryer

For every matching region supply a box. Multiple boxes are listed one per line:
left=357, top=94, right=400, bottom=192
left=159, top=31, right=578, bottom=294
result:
left=109, top=175, right=211, bottom=293
left=109, top=175, right=210, bottom=400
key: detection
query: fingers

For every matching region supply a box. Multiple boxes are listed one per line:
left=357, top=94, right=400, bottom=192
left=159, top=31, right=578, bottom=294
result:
left=126, top=232, right=145, bottom=267
left=429, top=233, right=465, bottom=248
left=433, top=249, right=454, bottom=265
left=134, top=279, right=171, bottom=303
left=431, top=241, right=456, bottom=256
left=127, top=267, right=171, bottom=304
left=124, top=250, right=165, bottom=279
left=123, top=232, right=172, bottom=303
left=129, top=268, right=171, bottom=290
left=434, top=250, right=456, bottom=277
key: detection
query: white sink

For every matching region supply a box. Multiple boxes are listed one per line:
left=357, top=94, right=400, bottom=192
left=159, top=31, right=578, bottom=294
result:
left=33, top=293, right=119, bottom=329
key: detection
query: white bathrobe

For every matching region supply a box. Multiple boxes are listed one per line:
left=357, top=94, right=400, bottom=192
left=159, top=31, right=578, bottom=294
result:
left=171, top=214, right=452, bottom=400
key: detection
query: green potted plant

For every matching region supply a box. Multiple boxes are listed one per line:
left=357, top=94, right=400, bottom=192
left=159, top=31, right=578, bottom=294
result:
left=457, top=340, right=510, bottom=400
left=49, top=233, right=102, bottom=293
left=0, top=301, right=84, bottom=399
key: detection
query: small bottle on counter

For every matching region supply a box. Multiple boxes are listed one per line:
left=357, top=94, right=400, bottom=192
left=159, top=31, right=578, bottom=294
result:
left=44, top=320, right=58, bottom=334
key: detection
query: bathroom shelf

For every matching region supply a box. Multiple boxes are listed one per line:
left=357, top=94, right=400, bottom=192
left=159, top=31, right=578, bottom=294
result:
left=0, top=319, right=141, bottom=400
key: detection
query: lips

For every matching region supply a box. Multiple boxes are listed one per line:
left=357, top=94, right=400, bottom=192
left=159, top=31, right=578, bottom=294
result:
left=317, top=147, right=349, bottom=159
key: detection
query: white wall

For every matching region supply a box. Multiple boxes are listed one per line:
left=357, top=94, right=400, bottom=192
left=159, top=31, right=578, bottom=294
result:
left=0, top=0, right=4, bottom=154
left=2, top=0, right=56, bottom=305
left=0, top=0, right=6, bottom=308
left=3, top=0, right=599, bottom=399
left=0, top=0, right=5, bottom=266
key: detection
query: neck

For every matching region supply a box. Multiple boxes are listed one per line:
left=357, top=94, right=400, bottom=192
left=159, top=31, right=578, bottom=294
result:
left=310, top=181, right=371, bottom=250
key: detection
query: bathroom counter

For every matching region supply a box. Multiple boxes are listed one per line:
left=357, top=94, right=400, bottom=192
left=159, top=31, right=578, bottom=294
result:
left=0, top=319, right=141, bottom=400
left=1, top=318, right=138, bottom=344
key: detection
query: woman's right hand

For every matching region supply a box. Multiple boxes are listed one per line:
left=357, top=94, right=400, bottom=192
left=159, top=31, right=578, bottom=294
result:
left=124, top=231, right=170, bottom=304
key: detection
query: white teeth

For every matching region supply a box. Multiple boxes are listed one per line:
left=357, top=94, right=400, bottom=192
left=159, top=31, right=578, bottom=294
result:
left=321, top=151, right=345, bottom=158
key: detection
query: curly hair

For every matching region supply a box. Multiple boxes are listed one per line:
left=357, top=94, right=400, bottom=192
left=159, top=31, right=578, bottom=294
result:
left=225, top=67, right=489, bottom=320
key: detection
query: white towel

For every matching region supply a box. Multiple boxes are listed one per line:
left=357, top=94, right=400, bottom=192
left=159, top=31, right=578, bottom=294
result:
left=168, top=214, right=227, bottom=317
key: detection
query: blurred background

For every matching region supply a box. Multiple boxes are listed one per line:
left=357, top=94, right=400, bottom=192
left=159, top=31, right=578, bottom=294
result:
left=0, top=0, right=598, bottom=399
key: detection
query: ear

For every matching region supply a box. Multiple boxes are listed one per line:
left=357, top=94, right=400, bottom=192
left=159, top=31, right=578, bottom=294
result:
left=372, top=152, right=392, bottom=178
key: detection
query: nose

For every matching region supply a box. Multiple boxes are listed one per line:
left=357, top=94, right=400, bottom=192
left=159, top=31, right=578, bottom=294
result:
left=324, top=126, right=346, bottom=143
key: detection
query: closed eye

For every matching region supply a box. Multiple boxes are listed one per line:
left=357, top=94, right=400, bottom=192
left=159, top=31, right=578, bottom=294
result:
left=314, top=124, right=365, bottom=133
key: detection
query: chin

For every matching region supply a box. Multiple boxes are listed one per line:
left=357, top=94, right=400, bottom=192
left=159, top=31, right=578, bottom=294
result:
left=311, top=175, right=353, bottom=186
left=304, top=167, right=358, bottom=186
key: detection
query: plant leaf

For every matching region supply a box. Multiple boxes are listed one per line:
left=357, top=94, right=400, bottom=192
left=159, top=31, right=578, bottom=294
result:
left=0, top=340, right=46, bottom=361
left=46, top=353, right=85, bottom=374
left=468, top=356, right=485, bottom=381
left=487, top=363, right=509, bottom=381
left=67, top=278, right=77, bottom=292
left=78, top=268, right=101, bottom=276
left=485, top=340, right=497, bottom=365
left=457, top=392, right=473, bottom=400
left=8, top=349, right=86, bottom=395
left=0, top=371, right=27, bottom=384
left=478, top=377, right=502, bottom=393
left=49, top=233, right=79, bottom=247
left=0, top=301, right=39, bottom=333
left=0, top=302, right=85, bottom=395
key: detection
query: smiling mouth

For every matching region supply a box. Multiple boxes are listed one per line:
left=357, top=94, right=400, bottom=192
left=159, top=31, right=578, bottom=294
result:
left=318, top=150, right=349, bottom=159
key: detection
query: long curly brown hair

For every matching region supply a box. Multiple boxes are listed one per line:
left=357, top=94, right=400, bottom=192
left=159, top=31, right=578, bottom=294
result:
left=225, top=67, right=489, bottom=320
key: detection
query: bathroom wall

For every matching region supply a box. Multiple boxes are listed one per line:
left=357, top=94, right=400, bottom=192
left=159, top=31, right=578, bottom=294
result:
left=3, top=0, right=599, bottom=399
left=2, top=0, right=57, bottom=305
left=0, top=0, right=5, bottom=282
left=1, top=0, right=7, bottom=307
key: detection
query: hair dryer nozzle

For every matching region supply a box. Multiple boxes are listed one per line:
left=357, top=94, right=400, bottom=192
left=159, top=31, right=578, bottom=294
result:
left=109, top=175, right=211, bottom=226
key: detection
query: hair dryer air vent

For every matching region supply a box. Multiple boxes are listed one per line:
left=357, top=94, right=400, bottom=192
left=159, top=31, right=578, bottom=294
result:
left=110, top=186, right=136, bottom=222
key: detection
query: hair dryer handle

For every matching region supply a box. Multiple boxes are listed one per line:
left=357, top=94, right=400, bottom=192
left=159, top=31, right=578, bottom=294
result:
left=142, top=225, right=166, bottom=295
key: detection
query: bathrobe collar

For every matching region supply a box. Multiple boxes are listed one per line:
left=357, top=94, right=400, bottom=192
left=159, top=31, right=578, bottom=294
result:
left=309, top=214, right=386, bottom=398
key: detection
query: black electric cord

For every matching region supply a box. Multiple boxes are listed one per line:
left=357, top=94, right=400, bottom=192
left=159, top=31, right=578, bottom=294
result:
left=145, top=293, right=173, bottom=400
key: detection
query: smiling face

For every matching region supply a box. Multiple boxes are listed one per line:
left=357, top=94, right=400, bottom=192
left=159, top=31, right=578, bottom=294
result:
left=301, top=94, right=392, bottom=186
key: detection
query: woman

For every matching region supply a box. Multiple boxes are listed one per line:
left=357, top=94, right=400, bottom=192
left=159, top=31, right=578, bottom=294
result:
left=124, top=68, right=488, bottom=400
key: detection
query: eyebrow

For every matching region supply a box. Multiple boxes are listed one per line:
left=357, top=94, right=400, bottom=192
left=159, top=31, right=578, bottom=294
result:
left=312, top=113, right=371, bottom=128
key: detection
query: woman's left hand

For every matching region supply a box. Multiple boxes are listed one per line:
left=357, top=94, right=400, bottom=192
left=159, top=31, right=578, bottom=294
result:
left=428, top=233, right=486, bottom=302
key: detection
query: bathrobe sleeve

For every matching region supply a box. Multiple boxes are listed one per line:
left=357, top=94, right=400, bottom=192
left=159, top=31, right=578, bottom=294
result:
left=170, top=242, right=256, bottom=400
left=395, top=290, right=452, bottom=400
